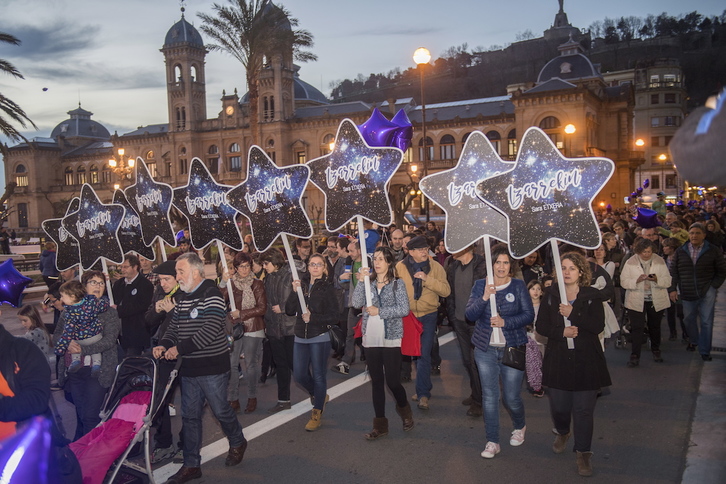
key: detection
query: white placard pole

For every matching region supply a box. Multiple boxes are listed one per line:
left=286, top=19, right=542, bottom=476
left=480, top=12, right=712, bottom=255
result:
left=216, top=240, right=236, bottom=312
left=281, top=234, right=308, bottom=313
left=356, top=215, right=373, bottom=307
left=101, top=259, right=114, bottom=306
left=551, top=240, right=575, bottom=349
left=483, top=235, right=504, bottom=345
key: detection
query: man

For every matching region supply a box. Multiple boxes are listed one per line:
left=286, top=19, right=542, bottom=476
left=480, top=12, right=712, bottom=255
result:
left=333, top=240, right=369, bottom=374
left=154, top=253, right=247, bottom=483
left=360, top=221, right=380, bottom=255
left=669, top=223, right=726, bottom=361
left=113, top=254, right=155, bottom=356
left=293, top=237, right=313, bottom=273
left=444, top=245, right=487, bottom=417
left=396, top=235, right=450, bottom=410
left=169, top=238, right=195, bottom=261
left=651, top=192, right=667, bottom=217
left=390, top=229, right=406, bottom=262
left=612, top=221, right=634, bottom=252
left=424, top=221, right=443, bottom=246
left=325, top=236, right=340, bottom=268
left=640, top=227, right=662, bottom=255
left=139, top=255, right=159, bottom=286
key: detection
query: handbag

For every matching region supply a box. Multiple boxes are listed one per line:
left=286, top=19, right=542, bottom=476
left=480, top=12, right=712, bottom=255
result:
left=502, top=344, right=526, bottom=371
left=328, top=324, right=345, bottom=353
left=401, top=311, right=423, bottom=357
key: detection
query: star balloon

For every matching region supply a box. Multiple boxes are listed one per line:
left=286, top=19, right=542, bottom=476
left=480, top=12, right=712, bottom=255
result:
left=307, top=119, right=403, bottom=231
left=476, top=127, right=614, bottom=258
left=0, top=259, right=33, bottom=307
left=419, top=131, right=514, bottom=253
left=113, top=189, right=156, bottom=260
left=62, top=184, right=125, bottom=270
left=42, top=198, right=81, bottom=271
left=124, top=158, right=177, bottom=247
left=227, top=146, right=312, bottom=252
left=172, top=158, right=243, bottom=251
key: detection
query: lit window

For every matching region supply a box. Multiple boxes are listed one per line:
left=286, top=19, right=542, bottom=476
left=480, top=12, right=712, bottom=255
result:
left=440, top=135, right=455, bottom=160
left=229, top=156, right=242, bottom=172
left=89, top=165, right=99, bottom=184
left=229, top=143, right=240, bottom=153
left=65, top=167, right=74, bottom=185
left=486, top=131, right=501, bottom=154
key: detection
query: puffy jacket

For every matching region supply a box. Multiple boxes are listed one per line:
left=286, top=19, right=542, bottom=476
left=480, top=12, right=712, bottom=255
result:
left=444, top=252, right=487, bottom=322
left=264, top=267, right=296, bottom=339
left=620, top=253, right=672, bottom=312
left=39, top=250, right=59, bottom=277
left=285, top=274, right=339, bottom=339
left=669, top=241, right=726, bottom=301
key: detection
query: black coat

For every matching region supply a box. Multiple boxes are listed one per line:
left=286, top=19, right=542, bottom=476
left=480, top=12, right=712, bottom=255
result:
left=113, top=274, right=155, bottom=350
left=669, top=241, right=726, bottom=301
left=444, top=252, right=487, bottom=322
left=536, top=285, right=611, bottom=391
left=285, top=274, right=339, bottom=339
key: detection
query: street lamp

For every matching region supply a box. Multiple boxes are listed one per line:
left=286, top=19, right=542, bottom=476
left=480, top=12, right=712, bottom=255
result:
left=564, top=124, right=576, bottom=157
left=108, top=148, right=136, bottom=187
left=413, top=47, right=431, bottom=222
left=658, top=153, right=667, bottom=193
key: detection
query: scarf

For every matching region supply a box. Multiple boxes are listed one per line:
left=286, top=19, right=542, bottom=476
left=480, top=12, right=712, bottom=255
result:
left=405, top=255, right=430, bottom=300
left=232, top=273, right=256, bottom=324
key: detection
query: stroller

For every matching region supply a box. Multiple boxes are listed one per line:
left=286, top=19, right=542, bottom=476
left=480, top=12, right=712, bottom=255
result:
left=69, top=356, right=180, bottom=484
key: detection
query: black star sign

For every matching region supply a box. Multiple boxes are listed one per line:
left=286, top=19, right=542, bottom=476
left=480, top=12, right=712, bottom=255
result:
left=124, top=158, right=177, bottom=248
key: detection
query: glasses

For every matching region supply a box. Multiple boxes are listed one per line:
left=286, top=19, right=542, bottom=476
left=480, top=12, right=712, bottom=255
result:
left=86, top=280, right=105, bottom=286
left=308, top=262, right=324, bottom=268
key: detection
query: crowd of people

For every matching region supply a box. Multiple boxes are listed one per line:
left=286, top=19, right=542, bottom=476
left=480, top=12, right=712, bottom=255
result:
left=1, top=199, right=725, bottom=481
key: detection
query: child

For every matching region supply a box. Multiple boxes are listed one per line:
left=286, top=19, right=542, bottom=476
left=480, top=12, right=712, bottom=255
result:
left=19, top=304, right=54, bottom=365
left=54, top=280, right=109, bottom=378
left=526, top=280, right=545, bottom=398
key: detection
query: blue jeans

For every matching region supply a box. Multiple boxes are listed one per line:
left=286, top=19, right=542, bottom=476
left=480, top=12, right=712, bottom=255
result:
left=415, top=312, right=438, bottom=399
left=682, top=287, right=717, bottom=356
left=181, top=372, right=246, bottom=467
left=474, top=347, right=526, bottom=444
left=293, top=341, right=329, bottom=410
left=68, top=366, right=108, bottom=441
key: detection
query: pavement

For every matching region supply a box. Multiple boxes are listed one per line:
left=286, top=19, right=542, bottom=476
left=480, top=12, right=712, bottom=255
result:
left=2, top=267, right=725, bottom=483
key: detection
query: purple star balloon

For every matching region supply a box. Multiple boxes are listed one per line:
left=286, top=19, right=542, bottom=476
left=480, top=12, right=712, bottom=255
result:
left=420, top=131, right=514, bottom=253
left=477, top=127, right=615, bottom=258
left=307, top=119, right=403, bottom=231
left=172, top=158, right=243, bottom=251
left=0, top=259, right=33, bottom=307
left=124, top=158, right=176, bottom=248
left=227, top=147, right=312, bottom=252
left=62, top=184, right=125, bottom=270
left=42, top=197, right=81, bottom=272
left=113, top=189, right=156, bottom=260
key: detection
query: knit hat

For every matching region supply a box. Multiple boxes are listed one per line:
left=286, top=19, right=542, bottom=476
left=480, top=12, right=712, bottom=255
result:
left=153, top=260, right=177, bottom=276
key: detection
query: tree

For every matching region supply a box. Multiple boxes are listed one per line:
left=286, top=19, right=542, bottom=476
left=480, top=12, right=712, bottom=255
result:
left=198, top=0, right=316, bottom=145
left=0, top=32, right=36, bottom=156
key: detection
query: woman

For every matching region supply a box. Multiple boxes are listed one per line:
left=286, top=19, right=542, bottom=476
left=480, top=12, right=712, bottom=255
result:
left=620, top=238, right=672, bottom=366
left=521, top=252, right=545, bottom=285
left=38, top=241, right=60, bottom=288
left=590, top=243, right=615, bottom=279
left=53, top=270, right=120, bottom=440
left=435, top=239, right=449, bottom=266
left=353, top=247, right=414, bottom=440
left=705, top=220, right=724, bottom=250
left=222, top=252, right=267, bottom=413
left=286, top=253, right=339, bottom=431
left=536, top=252, right=611, bottom=477
left=465, top=244, right=534, bottom=459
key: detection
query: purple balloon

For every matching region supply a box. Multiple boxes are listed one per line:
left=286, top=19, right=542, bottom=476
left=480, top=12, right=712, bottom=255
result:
left=357, top=108, right=399, bottom=148
left=636, top=187, right=643, bottom=194
left=390, top=109, right=413, bottom=151
left=0, top=259, right=33, bottom=307
left=643, top=179, right=650, bottom=189
left=677, top=200, right=685, bottom=206
left=666, top=202, right=674, bottom=207
left=606, top=204, right=612, bottom=212
left=632, top=208, right=661, bottom=229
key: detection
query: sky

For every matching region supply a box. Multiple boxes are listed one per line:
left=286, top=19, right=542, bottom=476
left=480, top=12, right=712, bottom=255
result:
left=0, top=0, right=723, bottom=148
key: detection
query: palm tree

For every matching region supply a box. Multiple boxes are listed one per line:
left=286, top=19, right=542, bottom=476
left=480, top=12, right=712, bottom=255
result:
left=198, top=0, right=316, bottom=145
left=0, top=32, right=36, bottom=156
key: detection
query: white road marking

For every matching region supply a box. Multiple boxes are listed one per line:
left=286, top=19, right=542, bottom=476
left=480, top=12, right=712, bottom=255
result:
left=154, top=331, right=455, bottom=481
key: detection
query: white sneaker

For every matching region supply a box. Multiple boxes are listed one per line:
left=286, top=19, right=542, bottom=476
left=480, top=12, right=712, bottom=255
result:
left=510, top=426, right=526, bottom=446
left=480, top=441, right=500, bottom=459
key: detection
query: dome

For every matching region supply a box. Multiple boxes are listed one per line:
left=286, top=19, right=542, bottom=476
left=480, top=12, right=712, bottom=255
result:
left=258, top=1, right=292, bottom=32
left=164, top=15, right=204, bottom=49
left=537, top=36, right=601, bottom=83
left=50, top=106, right=110, bottom=140
left=240, top=72, right=329, bottom=105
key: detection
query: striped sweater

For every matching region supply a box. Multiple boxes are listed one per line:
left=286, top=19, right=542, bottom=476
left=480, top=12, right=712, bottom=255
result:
left=159, top=279, right=230, bottom=377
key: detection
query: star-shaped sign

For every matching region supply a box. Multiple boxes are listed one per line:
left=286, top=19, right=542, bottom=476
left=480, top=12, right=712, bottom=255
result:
left=172, top=158, right=243, bottom=251
left=42, top=198, right=81, bottom=271
left=307, top=119, right=403, bottom=231
left=124, top=158, right=176, bottom=248
left=476, top=127, right=615, bottom=258
left=62, top=184, right=125, bottom=269
left=113, top=189, right=156, bottom=260
left=420, top=131, right=514, bottom=253
left=227, top=147, right=312, bottom=252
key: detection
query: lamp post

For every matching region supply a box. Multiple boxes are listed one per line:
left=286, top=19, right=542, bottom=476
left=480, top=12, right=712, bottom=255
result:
left=635, top=138, right=645, bottom=188
left=658, top=153, right=667, bottom=194
left=413, top=47, right=431, bottom=222
left=108, top=148, right=135, bottom=189
left=564, top=123, right=576, bottom=157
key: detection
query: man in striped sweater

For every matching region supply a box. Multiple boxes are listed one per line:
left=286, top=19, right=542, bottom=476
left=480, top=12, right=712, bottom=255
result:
left=154, top=253, right=247, bottom=484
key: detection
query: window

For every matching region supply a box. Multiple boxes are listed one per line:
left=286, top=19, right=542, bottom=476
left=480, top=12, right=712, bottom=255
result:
left=651, top=136, right=660, bottom=147
left=651, top=117, right=660, bottom=128
left=89, top=165, right=99, bottom=184
left=663, top=74, right=677, bottom=86
left=174, top=65, right=182, bottom=82
left=539, top=116, right=561, bottom=130
left=229, top=143, right=240, bottom=153
left=440, top=135, right=455, bottom=160
left=665, top=174, right=677, bottom=189
left=208, top=145, right=219, bottom=154
left=664, top=93, right=677, bottom=104
left=651, top=175, right=660, bottom=189
left=208, top=158, right=219, bottom=174
left=650, top=94, right=659, bottom=104
left=296, top=151, right=306, bottom=164
left=65, top=167, right=74, bottom=186
left=76, top=166, right=87, bottom=185
left=180, top=158, right=188, bottom=175
left=266, top=138, right=275, bottom=162
left=486, top=131, right=501, bottom=154
left=146, top=150, right=155, bottom=160
left=176, top=106, right=186, bottom=130
left=17, top=203, right=28, bottom=228
left=664, top=116, right=679, bottom=127
left=649, top=74, right=660, bottom=87
left=462, top=132, right=472, bottom=147
left=418, top=137, right=434, bottom=162
left=263, top=96, right=275, bottom=121
left=102, top=168, right=112, bottom=184
left=229, top=156, right=242, bottom=172
left=15, top=164, right=28, bottom=187
left=165, top=162, right=172, bottom=177
left=322, top=134, right=335, bottom=155
left=507, top=129, right=517, bottom=157
left=148, top=163, right=157, bottom=178
left=191, top=65, right=198, bottom=82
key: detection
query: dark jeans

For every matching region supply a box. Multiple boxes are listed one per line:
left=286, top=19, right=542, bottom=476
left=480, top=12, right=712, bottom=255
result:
left=68, top=366, right=108, bottom=440
left=261, top=338, right=275, bottom=376
left=181, top=372, right=246, bottom=468
left=548, top=388, right=599, bottom=452
left=415, top=312, right=439, bottom=399
left=153, top=359, right=183, bottom=449
left=666, top=301, right=685, bottom=337
left=293, top=340, right=329, bottom=410
left=269, top=335, right=294, bottom=401
left=628, top=301, right=663, bottom=357
left=365, top=347, right=407, bottom=418
left=450, top=316, right=481, bottom=405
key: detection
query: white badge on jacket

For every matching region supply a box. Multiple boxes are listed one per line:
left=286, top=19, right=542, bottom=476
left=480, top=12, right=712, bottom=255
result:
left=131, top=288, right=138, bottom=296
left=190, top=308, right=199, bottom=319
left=505, top=292, right=515, bottom=302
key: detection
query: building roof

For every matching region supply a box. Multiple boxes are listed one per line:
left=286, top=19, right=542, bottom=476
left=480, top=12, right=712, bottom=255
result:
left=407, top=96, right=514, bottom=123
left=537, top=53, right=601, bottom=83
left=525, top=78, right=578, bottom=94
left=294, top=77, right=329, bottom=104
left=61, top=141, right=113, bottom=158
left=294, top=101, right=372, bottom=119
left=121, top=124, right=169, bottom=137
left=164, top=14, right=204, bottom=49
left=49, top=106, right=111, bottom=140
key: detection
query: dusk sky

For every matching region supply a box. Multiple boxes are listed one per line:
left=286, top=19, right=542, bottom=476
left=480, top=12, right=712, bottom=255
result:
left=0, top=0, right=723, bottom=147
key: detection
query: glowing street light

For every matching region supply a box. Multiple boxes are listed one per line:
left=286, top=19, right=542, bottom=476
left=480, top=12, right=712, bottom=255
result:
left=413, top=47, right=431, bottom=222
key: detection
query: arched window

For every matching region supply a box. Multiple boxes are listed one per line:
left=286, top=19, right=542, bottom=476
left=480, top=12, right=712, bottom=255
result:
left=418, top=136, right=434, bottom=162
left=146, top=150, right=155, bottom=160
left=440, top=135, right=456, bottom=160
left=266, top=138, right=275, bottom=162
left=65, top=167, right=74, bottom=185
left=539, top=116, right=563, bottom=149
left=462, top=132, right=472, bottom=147
left=229, top=143, right=240, bottom=153
left=76, top=166, right=87, bottom=185
left=208, top=145, right=219, bottom=154
left=89, top=165, right=99, bottom=184
left=15, top=164, right=28, bottom=187
left=191, top=65, right=198, bottom=82
left=486, top=131, right=501, bottom=154
left=507, top=129, right=517, bottom=157
left=539, top=116, right=561, bottom=130
left=322, top=134, right=335, bottom=155
left=102, top=167, right=112, bottom=184
left=174, top=65, right=182, bottom=82
left=176, top=106, right=186, bottom=130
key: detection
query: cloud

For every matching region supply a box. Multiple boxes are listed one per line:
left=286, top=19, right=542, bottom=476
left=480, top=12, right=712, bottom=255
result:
left=345, top=26, right=442, bottom=37
left=22, top=62, right=164, bottom=90
left=0, top=20, right=99, bottom=60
